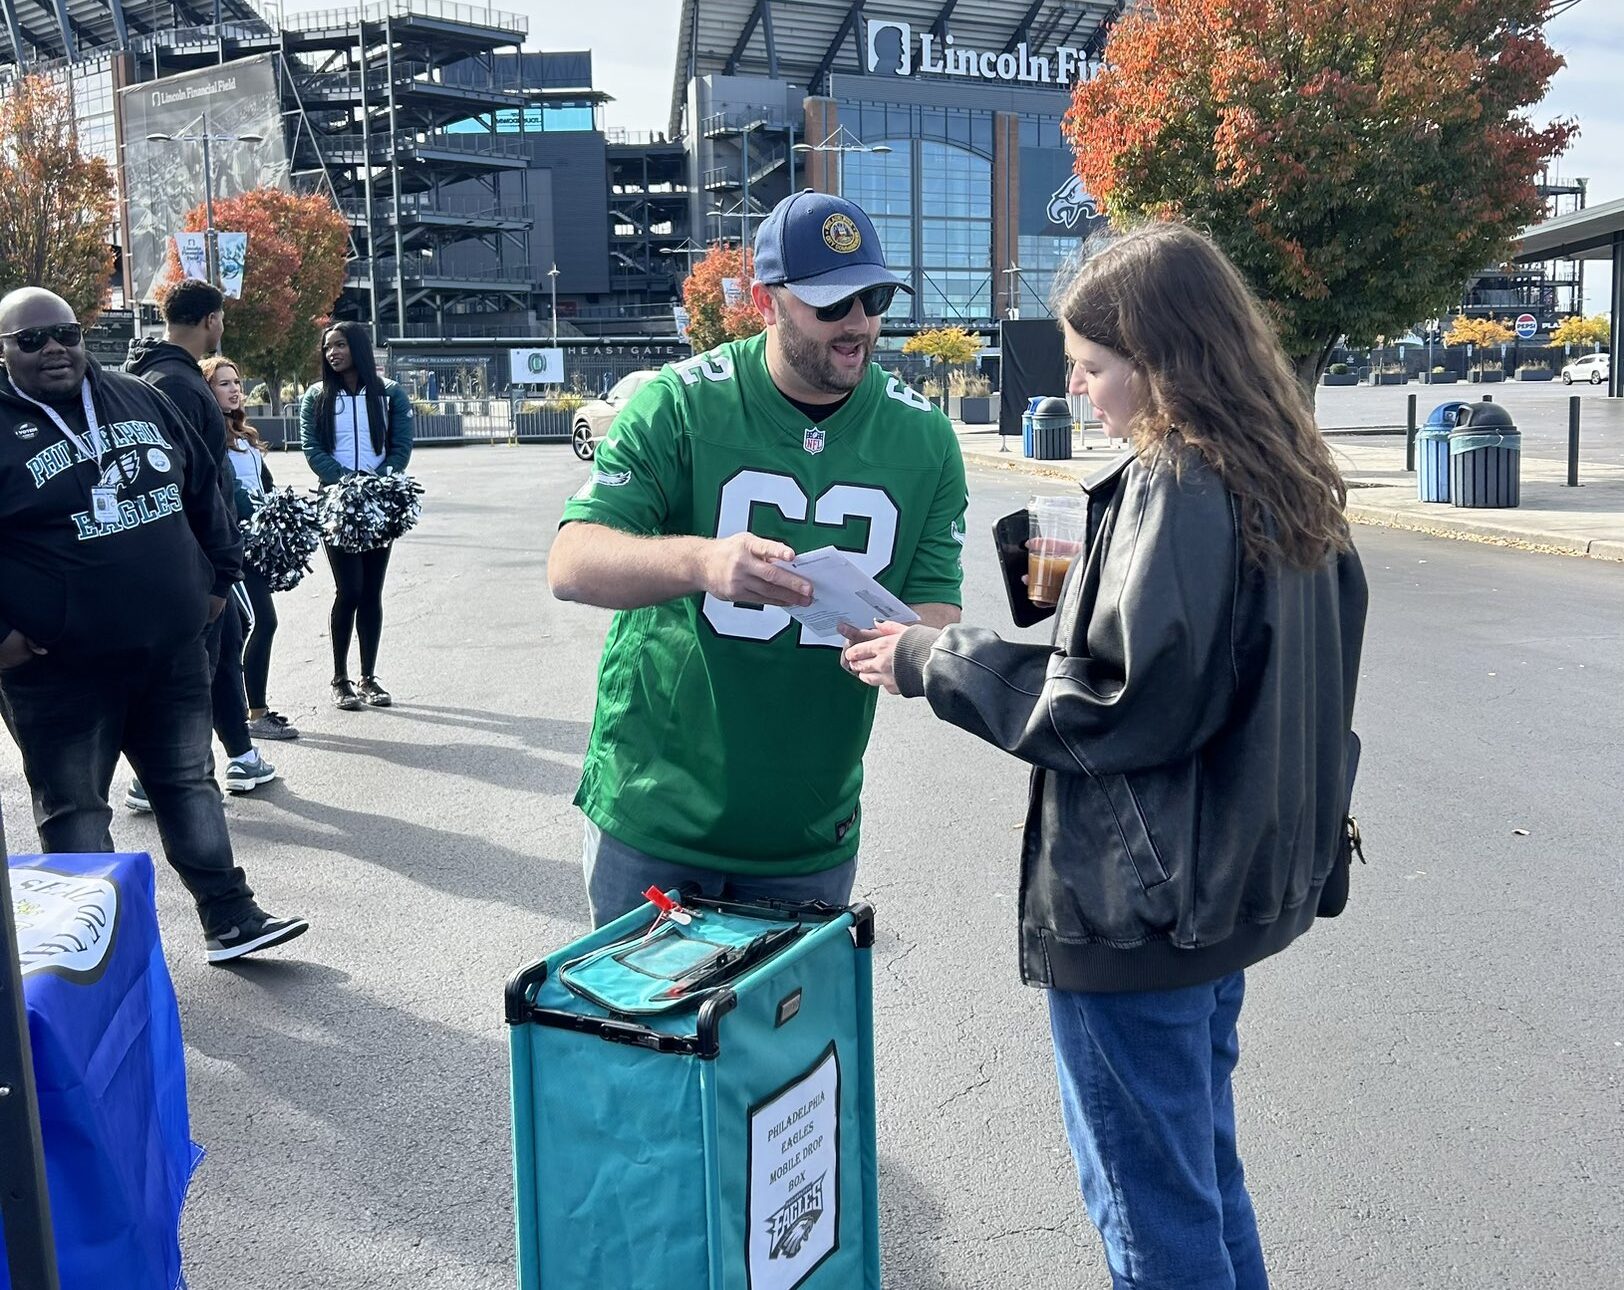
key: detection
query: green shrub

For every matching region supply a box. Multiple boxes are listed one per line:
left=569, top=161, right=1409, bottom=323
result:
left=1327, top=362, right=1350, bottom=375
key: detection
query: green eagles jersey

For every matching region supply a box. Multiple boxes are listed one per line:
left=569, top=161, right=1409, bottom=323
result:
left=559, top=332, right=968, bottom=875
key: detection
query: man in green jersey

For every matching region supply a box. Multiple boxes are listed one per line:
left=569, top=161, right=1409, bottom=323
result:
left=550, top=190, right=968, bottom=925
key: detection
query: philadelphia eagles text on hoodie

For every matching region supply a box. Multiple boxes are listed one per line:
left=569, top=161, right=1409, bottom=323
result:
left=0, top=362, right=242, bottom=659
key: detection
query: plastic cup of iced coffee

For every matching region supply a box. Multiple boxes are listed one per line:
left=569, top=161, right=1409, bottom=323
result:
left=1027, top=496, right=1087, bottom=608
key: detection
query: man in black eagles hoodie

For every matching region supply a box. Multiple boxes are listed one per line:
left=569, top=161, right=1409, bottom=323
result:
left=0, top=288, right=307, bottom=964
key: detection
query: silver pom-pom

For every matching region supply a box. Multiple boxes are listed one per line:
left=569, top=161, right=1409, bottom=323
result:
left=241, top=488, right=321, bottom=591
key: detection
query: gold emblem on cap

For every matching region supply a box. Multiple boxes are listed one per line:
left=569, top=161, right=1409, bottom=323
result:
left=822, top=214, right=862, bottom=254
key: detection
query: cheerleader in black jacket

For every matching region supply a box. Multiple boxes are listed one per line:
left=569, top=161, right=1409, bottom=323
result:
left=298, top=322, right=414, bottom=710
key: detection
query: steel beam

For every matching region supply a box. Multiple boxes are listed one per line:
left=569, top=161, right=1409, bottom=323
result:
left=722, top=0, right=766, bottom=75
left=1003, top=0, right=1046, bottom=54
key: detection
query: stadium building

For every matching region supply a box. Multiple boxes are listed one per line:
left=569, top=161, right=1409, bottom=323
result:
left=671, top=0, right=1124, bottom=326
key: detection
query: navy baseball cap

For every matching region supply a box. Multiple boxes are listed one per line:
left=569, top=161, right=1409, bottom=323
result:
left=753, top=190, right=911, bottom=308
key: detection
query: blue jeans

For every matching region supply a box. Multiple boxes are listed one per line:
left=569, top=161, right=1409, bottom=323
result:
left=1047, top=971, right=1268, bottom=1290
left=0, top=636, right=257, bottom=936
left=581, top=819, right=858, bottom=927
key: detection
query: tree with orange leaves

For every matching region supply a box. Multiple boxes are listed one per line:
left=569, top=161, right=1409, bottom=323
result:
left=163, top=187, right=348, bottom=411
left=680, top=243, right=764, bottom=353
left=0, top=75, right=117, bottom=322
left=1065, top=0, right=1575, bottom=387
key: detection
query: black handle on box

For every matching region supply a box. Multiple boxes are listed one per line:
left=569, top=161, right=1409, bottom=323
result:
left=504, top=954, right=742, bottom=1060
left=503, top=956, right=550, bottom=1026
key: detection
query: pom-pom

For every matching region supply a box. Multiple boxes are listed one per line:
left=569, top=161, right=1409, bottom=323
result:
left=372, top=471, right=424, bottom=544
left=241, top=488, right=321, bottom=591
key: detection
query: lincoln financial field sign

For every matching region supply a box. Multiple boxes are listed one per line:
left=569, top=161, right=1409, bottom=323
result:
left=119, top=54, right=291, bottom=303
left=865, top=18, right=1100, bottom=86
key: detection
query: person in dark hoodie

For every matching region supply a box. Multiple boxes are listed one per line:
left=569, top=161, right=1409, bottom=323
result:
left=842, top=223, right=1368, bottom=1289
left=299, top=321, right=413, bottom=711
left=0, top=287, right=307, bottom=964
left=125, top=278, right=276, bottom=805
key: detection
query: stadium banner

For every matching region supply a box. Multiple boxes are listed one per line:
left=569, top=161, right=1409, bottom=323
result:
left=217, top=232, right=248, bottom=298
left=173, top=231, right=209, bottom=283
left=120, top=55, right=290, bottom=303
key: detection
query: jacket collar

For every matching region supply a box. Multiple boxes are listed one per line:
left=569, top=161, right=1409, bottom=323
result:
left=1081, top=451, right=1133, bottom=497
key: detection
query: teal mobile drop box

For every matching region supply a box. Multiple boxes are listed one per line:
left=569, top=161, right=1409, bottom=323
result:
left=504, top=895, right=880, bottom=1290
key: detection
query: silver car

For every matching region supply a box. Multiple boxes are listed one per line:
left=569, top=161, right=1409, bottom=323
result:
left=571, top=370, right=660, bottom=460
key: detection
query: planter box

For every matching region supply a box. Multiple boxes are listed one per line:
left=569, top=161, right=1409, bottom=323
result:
left=1421, top=373, right=1458, bottom=384
left=412, top=413, right=465, bottom=444
left=1515, top=369, right=1554, bottom=382
left=957, top=395, right=995, bottom=424
left=1321, top=373, right=1359, bottom=387
left=1468, top=370, right=1504, bottom=384
left=1372, top=373, right=1408, bottom=386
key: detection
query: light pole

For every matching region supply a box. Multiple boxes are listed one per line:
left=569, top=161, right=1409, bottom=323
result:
left=711, top=201, right=760, bottom=250
left=659, top=238, right=705, bottom=276
left=547, top=263, right=560, bottom=343
left=1002, top=264, right=1026, bottom=320
left=145, top=128, right=263, bottom=288
left=791, top=126, right=891, bottom=195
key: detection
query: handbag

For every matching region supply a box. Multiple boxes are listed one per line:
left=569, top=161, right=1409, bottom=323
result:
left=1317, top=731, right=1365, bottom=919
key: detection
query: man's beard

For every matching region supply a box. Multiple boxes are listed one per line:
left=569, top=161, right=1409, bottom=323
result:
left=775, top=307, right=871, bottom=395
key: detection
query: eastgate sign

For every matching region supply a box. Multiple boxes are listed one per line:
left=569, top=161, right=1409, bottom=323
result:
left=865, top=19, right=1097, bottom=87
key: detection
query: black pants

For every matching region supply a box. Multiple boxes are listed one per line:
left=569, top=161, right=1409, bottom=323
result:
left=209, top=599, right=252, bottom=758
left=325, top=542, right=392, bottom=679
left=239, top=568, right=278, bottom=710
left=0, top=636, right=257, bottom=935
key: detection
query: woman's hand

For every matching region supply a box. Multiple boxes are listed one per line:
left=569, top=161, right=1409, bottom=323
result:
left=839, top=620, right=910, bottom=695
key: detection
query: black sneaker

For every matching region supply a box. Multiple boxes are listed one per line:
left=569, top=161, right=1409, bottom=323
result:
left=331, top=679, right=363, bottom=711
left=357, top=676, right=392, bottom=707
left=205, top=910, right=310, bottom=965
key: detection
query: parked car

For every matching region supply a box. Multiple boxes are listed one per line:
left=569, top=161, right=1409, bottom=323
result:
left=1560, top=353, right=1611, bottom=385
left=571, top=370, right=660, bottom=460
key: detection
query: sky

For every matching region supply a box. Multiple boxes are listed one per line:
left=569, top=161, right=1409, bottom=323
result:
left=529, top=0, right=1624, bottom=313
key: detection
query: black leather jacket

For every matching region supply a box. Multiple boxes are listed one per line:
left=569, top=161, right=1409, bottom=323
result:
left=893, top=449, right=1368, bottom=992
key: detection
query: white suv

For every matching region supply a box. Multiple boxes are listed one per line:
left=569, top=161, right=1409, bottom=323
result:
left=1560, top=353, right=1610, bottom=385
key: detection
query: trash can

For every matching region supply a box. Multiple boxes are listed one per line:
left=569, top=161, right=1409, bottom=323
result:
left=1021, top=395, right=1043, bottom=458
left=1031, top=396, right=1073, bottom=461
left=1449, top=402, right=1520, bottom=509
left=1417, top=401, right=1470, bottom=503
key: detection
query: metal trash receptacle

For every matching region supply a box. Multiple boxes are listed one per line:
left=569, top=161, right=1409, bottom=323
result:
left=1449, top=402, right=1520, bottom=508
left=1417, top=401, right=1469, bottom=503
left=506, top=895, right=881, bottom=1290
left=1031, top=396, right=1073, bottom=460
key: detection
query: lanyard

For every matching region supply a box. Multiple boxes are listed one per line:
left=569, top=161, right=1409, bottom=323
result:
left=19, top=380, right=106, bottom=469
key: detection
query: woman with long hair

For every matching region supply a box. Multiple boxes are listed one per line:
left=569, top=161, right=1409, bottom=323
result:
left=204, top=355, right=297, bottom=742
left=843, top=221, right=1369, bottom=1287
left=299, top=321, right=414, bottom=711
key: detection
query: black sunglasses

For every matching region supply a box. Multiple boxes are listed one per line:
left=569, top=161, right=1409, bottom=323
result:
left=813, top=285, right=897, bottom=323
left=2, top=324, right=84, bottom=353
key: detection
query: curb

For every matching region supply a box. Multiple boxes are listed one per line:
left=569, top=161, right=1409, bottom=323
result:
left=958, top=437, right=1624, bottom=566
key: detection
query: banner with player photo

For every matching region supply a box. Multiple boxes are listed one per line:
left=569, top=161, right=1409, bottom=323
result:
left=120, top=55, right=289, bottom=303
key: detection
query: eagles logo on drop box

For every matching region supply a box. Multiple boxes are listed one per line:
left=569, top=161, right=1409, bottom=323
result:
left=765, top=1173, right=826, bottom=1260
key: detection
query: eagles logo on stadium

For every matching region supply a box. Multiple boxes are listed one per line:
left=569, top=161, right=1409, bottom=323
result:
left=822, top=214, right=861, bottom=254
left=802, top=428, right=825, bottom=455
left=98, top=449, right=142, bottom=493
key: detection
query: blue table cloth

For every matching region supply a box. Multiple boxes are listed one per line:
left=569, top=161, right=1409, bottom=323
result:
left=2, top=852, right=201, bottom=1290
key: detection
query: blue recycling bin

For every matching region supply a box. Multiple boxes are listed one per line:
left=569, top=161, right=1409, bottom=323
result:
left=1021, top=395, right=1043, bottom=458
left=1417, top=401, right=1470, bottom=503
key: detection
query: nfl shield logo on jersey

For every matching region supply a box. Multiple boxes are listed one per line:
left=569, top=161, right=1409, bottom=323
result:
left=802, top=427, right=825, bottom=455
